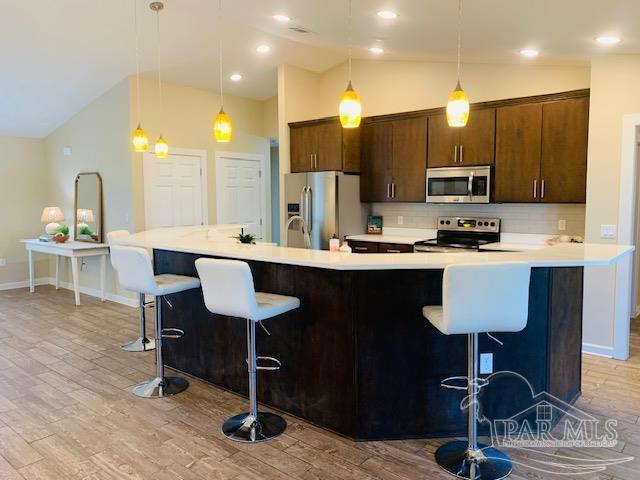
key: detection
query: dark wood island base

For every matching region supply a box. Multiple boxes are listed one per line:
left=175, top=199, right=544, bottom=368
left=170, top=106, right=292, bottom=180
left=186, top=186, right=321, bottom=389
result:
left=155, top=249, right=583, bottom=441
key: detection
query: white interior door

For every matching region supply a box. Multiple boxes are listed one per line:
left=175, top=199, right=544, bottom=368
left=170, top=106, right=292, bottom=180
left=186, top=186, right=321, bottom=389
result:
left=216, top=153, right=265, bottom=239
left=143, top=152, right=206, bottom=229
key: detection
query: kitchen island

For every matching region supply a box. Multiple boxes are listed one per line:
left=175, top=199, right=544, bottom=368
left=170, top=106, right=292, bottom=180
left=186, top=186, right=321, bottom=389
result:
left=118, top=229, right=633, bottom=440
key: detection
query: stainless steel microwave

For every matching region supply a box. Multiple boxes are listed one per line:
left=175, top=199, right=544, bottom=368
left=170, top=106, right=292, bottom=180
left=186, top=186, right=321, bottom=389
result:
left=426, top=166, right=491, bottom=203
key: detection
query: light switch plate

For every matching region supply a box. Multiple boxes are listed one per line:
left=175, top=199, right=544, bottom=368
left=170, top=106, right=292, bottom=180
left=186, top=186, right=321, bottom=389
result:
left=480, top=353, right=493, bottom=374
left=63, top=146, right=72, bottom=156
left=397, top=216, right=403, bottom=225
left=600, top=224, right=617, bottom=239
left=558, top=219, right=566, bottom=231
left=0, top=258, right=6, bottom=267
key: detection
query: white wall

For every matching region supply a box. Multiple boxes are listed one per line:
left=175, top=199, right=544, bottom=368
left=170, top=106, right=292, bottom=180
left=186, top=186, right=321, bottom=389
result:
left=0, top=136, right=50, bottom=287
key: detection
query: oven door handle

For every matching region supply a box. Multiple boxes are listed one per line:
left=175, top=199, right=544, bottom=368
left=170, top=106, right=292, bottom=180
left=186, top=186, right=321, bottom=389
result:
left=468, top=172, right=474, bottom=199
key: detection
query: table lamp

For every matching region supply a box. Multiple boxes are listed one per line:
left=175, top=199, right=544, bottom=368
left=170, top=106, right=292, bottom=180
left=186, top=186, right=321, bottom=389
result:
left=40, top=207, right=65, bottom=241
left=76, top=209, right=94, bottom=224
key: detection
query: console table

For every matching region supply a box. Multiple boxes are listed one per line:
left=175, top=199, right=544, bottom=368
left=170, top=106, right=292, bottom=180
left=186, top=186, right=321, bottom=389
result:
left=21, top=239, right=109, bottom=306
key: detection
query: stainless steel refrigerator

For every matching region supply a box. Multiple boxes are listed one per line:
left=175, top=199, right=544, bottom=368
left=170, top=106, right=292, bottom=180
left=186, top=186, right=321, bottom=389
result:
left=284, top=172, right=369, bottom=250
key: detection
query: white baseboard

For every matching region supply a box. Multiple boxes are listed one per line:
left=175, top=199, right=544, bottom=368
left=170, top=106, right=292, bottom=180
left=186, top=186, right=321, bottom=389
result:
left=582, top=342, right=614, bottom=358
left=0, top=277, right=136, bottom=308
left=0, top=277, right=51, bottom=291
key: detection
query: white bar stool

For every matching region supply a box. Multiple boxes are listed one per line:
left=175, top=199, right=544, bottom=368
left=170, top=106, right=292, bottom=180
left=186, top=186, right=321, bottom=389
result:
left=195, top=258, right=300, bottom=443
left=423, top=262, right=531, bottom=480
left=107, top=230, right=155, bottom=352
left=111, top=245, right=201, bottom=398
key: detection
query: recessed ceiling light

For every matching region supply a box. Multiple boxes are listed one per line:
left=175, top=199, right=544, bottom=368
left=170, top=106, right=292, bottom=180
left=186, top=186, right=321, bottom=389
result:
left=272, top=14, right=291, bottom=22
left=256, top=44, right=271, bottom=54
left=369, top=46, right=384, bottom=54
left=377, top=10, right=398, bottom=19
left=520, top=49, right=539, bottom=58
left=595, top=35, right=621, bottom=45
left=229, top=73, right=243, bottom=82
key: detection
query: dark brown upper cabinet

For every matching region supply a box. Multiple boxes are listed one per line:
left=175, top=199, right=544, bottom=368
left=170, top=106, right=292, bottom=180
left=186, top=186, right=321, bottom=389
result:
left=540, top=97, right=589, bottom=203
left=360, top=116, right=427, bottom=202
left=289, top=119, right=360, bottom=173
left=427, top=108, right=495, bottom=167
left=495, top=103, right=543, bottom=203
left=495, top=95, right=589, bottom=203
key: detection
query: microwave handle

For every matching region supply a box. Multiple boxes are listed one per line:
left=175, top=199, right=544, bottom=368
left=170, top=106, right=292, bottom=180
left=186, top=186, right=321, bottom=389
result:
left=468, top=172, right=474, bottom=198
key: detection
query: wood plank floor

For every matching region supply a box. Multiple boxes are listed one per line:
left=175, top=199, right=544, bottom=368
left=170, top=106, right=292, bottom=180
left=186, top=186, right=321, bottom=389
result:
left=0, top=286, right=638, bottom=480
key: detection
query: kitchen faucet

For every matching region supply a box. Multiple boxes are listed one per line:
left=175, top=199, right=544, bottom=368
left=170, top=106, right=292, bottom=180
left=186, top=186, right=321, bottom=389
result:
left=284, top=215, right=311, bottom=249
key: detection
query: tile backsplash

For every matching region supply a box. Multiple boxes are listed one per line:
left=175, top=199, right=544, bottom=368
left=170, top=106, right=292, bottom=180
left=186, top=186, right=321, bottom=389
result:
left=371, top=203, right=585, bottom=236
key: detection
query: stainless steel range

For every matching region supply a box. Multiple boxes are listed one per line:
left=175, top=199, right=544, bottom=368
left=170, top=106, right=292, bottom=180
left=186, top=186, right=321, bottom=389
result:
left=414, top=216, right=501, bottom=253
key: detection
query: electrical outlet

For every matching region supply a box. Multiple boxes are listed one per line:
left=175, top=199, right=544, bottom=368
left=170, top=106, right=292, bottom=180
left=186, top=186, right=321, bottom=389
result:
left=397, top=216, right=403, bottom=225
left=0, top=258, right=6, bottom=267
left=480, top=353, right=493, bottom=374
left=558, top=219, right=566, bottom=231
left=600, top=224, right=617, bottom=239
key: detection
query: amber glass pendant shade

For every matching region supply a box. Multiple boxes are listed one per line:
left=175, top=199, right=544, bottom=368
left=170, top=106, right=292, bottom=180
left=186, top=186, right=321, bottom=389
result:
left=213, top=107, right=233, bottom=142
left=154, top=135, right=169, bottom=158
left=446, top=82, right=470, bottom=127
left=339, top=81, right=362, bottom=128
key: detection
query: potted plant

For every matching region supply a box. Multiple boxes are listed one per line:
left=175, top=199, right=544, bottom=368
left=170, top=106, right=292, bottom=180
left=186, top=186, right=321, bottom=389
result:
left=235, top=233, right=256, bottom=245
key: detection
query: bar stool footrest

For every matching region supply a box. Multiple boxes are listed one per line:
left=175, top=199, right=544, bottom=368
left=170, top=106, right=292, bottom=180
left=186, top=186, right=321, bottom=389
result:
left=256, top=356, right=281, bottom=371
left=161, top=328, right=184, bottom=339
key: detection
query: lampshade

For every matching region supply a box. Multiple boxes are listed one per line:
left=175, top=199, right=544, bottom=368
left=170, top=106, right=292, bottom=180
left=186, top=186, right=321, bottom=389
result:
left=339, top=80, right=362, bottom=128
left=76, top=209, right=95, bottom=223
left=155, top=135, right=169, bottom=158
left=446, top=82, right=470, bottom=127
left=213, top=107, right=233, bottom=142
left=41, top=207, right=64, bottom=223
left=132, top=123, right=149, bottom=152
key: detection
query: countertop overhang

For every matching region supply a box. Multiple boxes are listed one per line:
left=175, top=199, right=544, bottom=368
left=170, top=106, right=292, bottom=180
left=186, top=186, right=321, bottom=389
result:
left=117, top=229, right=634, bottom=271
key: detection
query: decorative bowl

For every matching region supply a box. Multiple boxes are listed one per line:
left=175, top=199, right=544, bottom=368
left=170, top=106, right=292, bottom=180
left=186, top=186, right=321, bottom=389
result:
left=52, top=234, right=70, bottom=243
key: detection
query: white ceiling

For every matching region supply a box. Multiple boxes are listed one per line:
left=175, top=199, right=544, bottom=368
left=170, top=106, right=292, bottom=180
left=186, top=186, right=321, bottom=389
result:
left=1, top=0, right=639, bottom=137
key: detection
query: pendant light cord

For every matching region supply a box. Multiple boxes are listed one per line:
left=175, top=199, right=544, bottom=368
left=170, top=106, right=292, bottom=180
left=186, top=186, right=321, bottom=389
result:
left=347, top=0, right=353, bottom=80
left=133, top=0, right=141, bottom=124
left=456, top=0, right=463, bottom=82
left=218, top=0, right=224, bottom=108
left=155, top=8, right=163, bottom=127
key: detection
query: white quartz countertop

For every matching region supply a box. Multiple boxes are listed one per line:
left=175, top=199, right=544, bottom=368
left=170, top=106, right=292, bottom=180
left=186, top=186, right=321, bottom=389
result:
left=116, top=228, right=634, bottom=271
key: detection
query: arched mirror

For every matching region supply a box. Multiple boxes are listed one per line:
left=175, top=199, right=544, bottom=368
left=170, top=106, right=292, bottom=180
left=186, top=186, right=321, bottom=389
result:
left=74, top=172, right=104, bottom=243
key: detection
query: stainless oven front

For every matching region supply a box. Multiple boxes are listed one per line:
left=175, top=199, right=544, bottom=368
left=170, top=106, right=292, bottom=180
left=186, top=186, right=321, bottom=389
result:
left=426, top=166, right=491, bottom=203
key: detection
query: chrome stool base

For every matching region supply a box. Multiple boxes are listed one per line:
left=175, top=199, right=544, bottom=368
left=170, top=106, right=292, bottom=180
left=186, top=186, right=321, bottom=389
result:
left=435, top=441, right=512, bottom=480
left=222, top=412, right=286, bottom=443
left=132, top=375, right=188, bottom=399
left=121, top=337, right=156, bottom=352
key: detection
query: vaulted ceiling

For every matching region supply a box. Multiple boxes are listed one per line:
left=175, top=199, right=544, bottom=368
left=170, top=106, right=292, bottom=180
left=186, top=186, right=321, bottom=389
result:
left=1, top=0, right=638, bottom=137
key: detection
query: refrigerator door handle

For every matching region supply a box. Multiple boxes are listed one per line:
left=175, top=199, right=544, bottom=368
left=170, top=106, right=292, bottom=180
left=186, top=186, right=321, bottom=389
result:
left=306, top=187, right=313, bottom=232
left=300, top=186, right=307, bottom=225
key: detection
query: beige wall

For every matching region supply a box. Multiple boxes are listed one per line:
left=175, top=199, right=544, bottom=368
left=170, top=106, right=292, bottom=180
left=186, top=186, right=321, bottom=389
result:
left=315, top=59, right=590, bottom=120
left=0, top=136, right=50, bottom=286
left=582, top=55, right=640, bottom=355
left=262, top=96, right=279, bottom=140
left=129, top=77, right=271, bottom=233
left=44, top=79, right=133, bottom=299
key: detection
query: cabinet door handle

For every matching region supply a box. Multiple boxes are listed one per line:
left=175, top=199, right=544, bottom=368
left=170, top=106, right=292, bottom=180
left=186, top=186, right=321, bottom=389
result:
left=392, top=183, right=396, bottom=198
left=533, top=179, right=538, bottom=199
left=459, top=145, right=463, bottom=163
left=386, top=249, right=401, bottom=253
left=387, top=183, right=391, bottom=198
left=314, top=154, right=318, bottom=169
left=354, top=246, right=369, bottom=251
left=541, top=179, right=545, bottom=199
left=454, top=145, right=459, bottom=163
left=310, top=154, right=313, bottom=169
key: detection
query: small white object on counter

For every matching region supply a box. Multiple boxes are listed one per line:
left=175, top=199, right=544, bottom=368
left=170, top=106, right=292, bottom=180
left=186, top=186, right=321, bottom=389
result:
left=118, top=228, right=634, bottom=271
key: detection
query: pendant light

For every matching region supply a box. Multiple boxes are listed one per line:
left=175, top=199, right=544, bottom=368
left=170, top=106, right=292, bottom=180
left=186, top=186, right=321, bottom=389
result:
left=446, top=0, right=470, bottom=128
left=213, top=0, right=232, bottom=142
left=339, top=0, right=361, bottom=128
left=131, top=0, right=149, bottom=152
left=151, top=1, right=168, bottom=158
